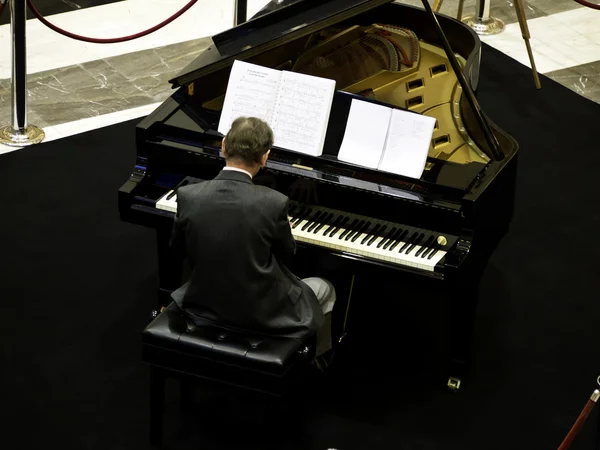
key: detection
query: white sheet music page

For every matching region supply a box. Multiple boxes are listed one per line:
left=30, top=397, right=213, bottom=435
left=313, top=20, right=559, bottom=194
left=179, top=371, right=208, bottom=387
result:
left=271, top=71, right=336, bottom=156
left=337, top=99, right=392, bottom=169
left=378, top=109, right=436, bottom=179
left=217, top=60, right=281, bottom=135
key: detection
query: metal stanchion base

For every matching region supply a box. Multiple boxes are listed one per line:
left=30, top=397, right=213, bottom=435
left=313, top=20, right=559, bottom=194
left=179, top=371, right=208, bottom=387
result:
left=0, top=124, right=45, bottom=147
left=462, top=16, right=505, bottom=35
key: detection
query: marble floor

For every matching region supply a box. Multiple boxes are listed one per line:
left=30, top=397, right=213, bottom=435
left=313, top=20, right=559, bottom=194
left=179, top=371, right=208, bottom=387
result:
left=0, top=0, right=599, bottom=154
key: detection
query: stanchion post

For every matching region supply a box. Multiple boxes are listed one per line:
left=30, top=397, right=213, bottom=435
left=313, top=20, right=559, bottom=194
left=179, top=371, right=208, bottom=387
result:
left=462, top=0, right=505, bottom=35
left=0, top=0, right=45, bottom=147
left=233, top=0, right=247, bottom=26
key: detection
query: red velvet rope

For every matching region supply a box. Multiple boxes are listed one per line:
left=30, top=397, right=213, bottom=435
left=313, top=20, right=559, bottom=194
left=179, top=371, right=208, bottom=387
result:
left=573, top=0, right=600, bottom=10
left=26, top=0, right=199, bottom=43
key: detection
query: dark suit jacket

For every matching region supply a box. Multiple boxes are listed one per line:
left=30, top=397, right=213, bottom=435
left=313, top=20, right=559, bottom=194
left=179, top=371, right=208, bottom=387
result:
left=170, top=169, right=324, bottom=339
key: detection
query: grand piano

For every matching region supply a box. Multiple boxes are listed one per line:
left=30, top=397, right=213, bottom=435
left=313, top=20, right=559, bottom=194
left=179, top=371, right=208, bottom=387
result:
left=118, top=0, right=518, bottom=390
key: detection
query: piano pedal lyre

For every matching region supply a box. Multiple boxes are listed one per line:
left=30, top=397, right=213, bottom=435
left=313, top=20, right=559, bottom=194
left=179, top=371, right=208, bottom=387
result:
left=447, top=377, right=462, bottom=392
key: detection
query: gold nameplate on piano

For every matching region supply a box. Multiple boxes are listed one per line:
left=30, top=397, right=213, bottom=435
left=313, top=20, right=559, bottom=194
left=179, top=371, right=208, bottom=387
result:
left=292, top=164, right=314, bottom=171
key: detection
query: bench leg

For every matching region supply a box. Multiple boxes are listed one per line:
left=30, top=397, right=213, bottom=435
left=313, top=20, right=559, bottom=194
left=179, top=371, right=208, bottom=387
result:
left=149, top=368, right=165, bottom=447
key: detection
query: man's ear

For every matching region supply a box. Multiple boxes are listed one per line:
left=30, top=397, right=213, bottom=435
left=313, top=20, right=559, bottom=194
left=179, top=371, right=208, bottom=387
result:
left=261, top=150, right=270, bottom=167
left=221, top=138, right=226, bottom=156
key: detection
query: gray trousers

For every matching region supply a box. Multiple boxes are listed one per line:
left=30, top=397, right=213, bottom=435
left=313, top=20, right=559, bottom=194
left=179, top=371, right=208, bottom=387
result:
left=302, top=277, right=336, bottom=356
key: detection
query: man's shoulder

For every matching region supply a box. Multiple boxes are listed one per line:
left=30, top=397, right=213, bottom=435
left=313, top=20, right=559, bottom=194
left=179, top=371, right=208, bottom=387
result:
left=251, top=184, right=288, bottom=207
left=177, top=181, right=206, bottom=200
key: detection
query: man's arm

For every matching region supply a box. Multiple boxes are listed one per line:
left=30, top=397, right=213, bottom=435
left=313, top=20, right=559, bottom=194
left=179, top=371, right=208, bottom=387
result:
left=272, top=198, right=296, bottom=265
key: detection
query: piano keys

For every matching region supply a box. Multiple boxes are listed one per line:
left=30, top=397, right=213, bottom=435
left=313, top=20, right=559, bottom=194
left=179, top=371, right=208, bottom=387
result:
left=157, top=187, right=455, bottom=274
left=118, top=0, right=519, bottom=391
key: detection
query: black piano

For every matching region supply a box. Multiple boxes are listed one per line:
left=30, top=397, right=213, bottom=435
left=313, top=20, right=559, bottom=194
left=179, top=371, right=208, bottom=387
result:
left=118, top=0, right=518, bottom=391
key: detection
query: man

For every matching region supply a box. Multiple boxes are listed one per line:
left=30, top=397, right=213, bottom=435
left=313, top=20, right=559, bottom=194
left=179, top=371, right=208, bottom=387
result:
left=170, top=116, right=336, bottom=359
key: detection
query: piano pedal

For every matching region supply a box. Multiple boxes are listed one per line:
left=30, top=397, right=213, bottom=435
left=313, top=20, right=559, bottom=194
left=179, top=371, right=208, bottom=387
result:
left=447, top=376, right=462, bottom=392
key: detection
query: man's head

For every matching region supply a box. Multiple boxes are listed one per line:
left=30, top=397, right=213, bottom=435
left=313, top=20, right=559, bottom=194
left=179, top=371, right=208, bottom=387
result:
left=222, top=117, right=274, bottom=175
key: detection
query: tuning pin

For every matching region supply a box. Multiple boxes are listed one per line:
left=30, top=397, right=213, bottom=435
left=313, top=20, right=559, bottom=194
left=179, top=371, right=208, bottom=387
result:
left=437, top=236, right=447, bottom=246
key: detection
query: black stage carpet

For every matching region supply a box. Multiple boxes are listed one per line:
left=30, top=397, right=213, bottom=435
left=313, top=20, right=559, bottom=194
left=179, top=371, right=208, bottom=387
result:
left=2, top=44, right=600, bottom=450
left=0, top=0, right=124, bottom=26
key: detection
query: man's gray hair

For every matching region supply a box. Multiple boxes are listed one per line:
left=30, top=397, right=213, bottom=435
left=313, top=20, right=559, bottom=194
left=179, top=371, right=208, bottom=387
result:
left=224, top=117, right=274, bottom=164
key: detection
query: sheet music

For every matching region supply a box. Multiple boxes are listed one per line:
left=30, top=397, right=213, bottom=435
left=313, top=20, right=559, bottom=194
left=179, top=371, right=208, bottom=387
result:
left=337, top=99, right=392, bottom=169
left=218, top=60, right=281, bottom=135
left=378, top=108, right=436, bottom=179
left=271, top=71, right=336, bottom=157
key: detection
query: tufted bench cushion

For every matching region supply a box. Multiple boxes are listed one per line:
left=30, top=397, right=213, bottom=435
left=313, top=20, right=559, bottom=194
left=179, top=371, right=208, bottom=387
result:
left=142, top=302, right=314, bottom=394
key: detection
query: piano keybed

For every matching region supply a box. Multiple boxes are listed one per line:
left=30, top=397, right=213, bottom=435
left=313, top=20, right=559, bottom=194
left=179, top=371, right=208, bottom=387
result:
left=156, top=190, right=456, bottom=273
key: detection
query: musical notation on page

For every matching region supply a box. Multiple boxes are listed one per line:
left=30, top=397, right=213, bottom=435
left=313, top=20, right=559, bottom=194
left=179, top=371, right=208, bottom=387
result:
left=272, top=71, right=335, bottom=156
left=218, top=61, right=281, bottom=135
left=218, top=60, right=336, bottom=157
left=379, top=109, right=436, bottom=178
left=337, top=98, right=435, bottom=179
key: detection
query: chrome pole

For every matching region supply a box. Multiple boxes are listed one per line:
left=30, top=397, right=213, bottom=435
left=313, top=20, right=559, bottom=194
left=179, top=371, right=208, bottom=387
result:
left=463, top=0, right=505, bottom=35
left=0, top=0, right=45, bottom=147
left=233, top=0, right=247, bottom=26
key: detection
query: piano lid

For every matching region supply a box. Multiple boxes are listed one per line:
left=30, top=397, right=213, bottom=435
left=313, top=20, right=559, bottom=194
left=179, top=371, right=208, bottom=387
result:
left=169, top=0, right=392, bottom=88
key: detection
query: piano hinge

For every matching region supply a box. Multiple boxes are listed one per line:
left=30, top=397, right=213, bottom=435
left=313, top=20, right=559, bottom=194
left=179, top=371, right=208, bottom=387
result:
left=187, top=83, right=195, bottom=96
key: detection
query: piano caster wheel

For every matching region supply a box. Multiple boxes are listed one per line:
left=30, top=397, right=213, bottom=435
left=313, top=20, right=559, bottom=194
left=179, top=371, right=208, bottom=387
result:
left=447, top=377, right=462, bottom=392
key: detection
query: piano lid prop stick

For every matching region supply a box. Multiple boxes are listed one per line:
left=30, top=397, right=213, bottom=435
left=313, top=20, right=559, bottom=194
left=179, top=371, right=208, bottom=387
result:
left=514, top=0, right=542, bottom=89
left=456, top=0, right=465, bottom=21
left=432, top=0, right=444, bottom=13
left=420, top=0, right=503, bottom=161
left=556, top=388, right=599, bottom=450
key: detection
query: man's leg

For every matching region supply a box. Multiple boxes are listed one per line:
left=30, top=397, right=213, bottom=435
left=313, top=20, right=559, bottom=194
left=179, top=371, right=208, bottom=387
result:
left=302, top=277, right=336, bottom=357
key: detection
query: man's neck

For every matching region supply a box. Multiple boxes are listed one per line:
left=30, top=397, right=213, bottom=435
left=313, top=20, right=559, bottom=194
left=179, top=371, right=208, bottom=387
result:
left=224, top=161, right=256, bottom=178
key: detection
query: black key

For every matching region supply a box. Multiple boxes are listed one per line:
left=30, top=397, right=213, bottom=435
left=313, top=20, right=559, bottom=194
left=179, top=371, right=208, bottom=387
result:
left=389, top=229, right=407, bottom=251
left=292, top=208, right=312, bottom=229
left=362, top=223, right=381, bottom=245
left=427, top=245, right=441, bottom=260
left=421, top=236, right=440, bottom=258
left=291, top=208, right=308, bottom=226
left=340, top=219, right=359, bottom=240
left=313, top=213, right=334, bottom=234
left=368, top=225, right=386, bottom=246
left=405, top=233, right=424, bottom=254
left=351, top=221, right=371, bottom=242
left=329, top=216, right=349, bottom=237
left=415, top=235, right=435, bottom=257
left=383, top=228, right=402, bottom=250
left=378, top=226, right=397, bottom=248
left=346, top=219, right=365, bottom=240
left=323, top=214, right=343, bottom=235
left=291, top=206, right=306, bottom=224
left=302, top=210, right=323, bottom=231
left=399, top=232, right=418, bottom=252
left=307, top=211, right=325, bottom=233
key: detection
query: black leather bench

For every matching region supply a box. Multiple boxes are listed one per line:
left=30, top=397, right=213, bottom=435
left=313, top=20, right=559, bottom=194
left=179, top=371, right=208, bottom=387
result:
left=142, top=302, right=316, bottom=446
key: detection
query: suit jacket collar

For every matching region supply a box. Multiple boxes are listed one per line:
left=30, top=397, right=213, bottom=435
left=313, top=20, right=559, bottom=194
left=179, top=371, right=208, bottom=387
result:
left=215, top=168, right=253, bottom=184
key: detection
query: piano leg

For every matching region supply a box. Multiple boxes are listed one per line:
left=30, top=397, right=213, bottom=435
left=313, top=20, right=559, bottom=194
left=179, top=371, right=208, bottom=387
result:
left=445, top=260, right=486, bottom=392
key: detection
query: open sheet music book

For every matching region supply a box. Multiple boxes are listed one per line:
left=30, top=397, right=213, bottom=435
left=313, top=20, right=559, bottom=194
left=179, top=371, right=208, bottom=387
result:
left=218, top=60, right=336, bottom=157
left=337, top=99, right=437, bottom=179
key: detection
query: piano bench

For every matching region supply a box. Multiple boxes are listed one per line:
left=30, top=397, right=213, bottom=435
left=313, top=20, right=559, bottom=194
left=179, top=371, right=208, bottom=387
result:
left=142, top=302, right=316, bottom=446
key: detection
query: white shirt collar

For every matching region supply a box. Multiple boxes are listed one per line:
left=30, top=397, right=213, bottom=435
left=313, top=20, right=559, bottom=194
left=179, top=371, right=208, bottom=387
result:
left=222, top=166, right=253, bottom=179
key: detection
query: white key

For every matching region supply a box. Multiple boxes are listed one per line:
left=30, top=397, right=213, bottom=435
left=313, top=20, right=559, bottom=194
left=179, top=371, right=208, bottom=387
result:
left=156, top=190, right=177, bottom=213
